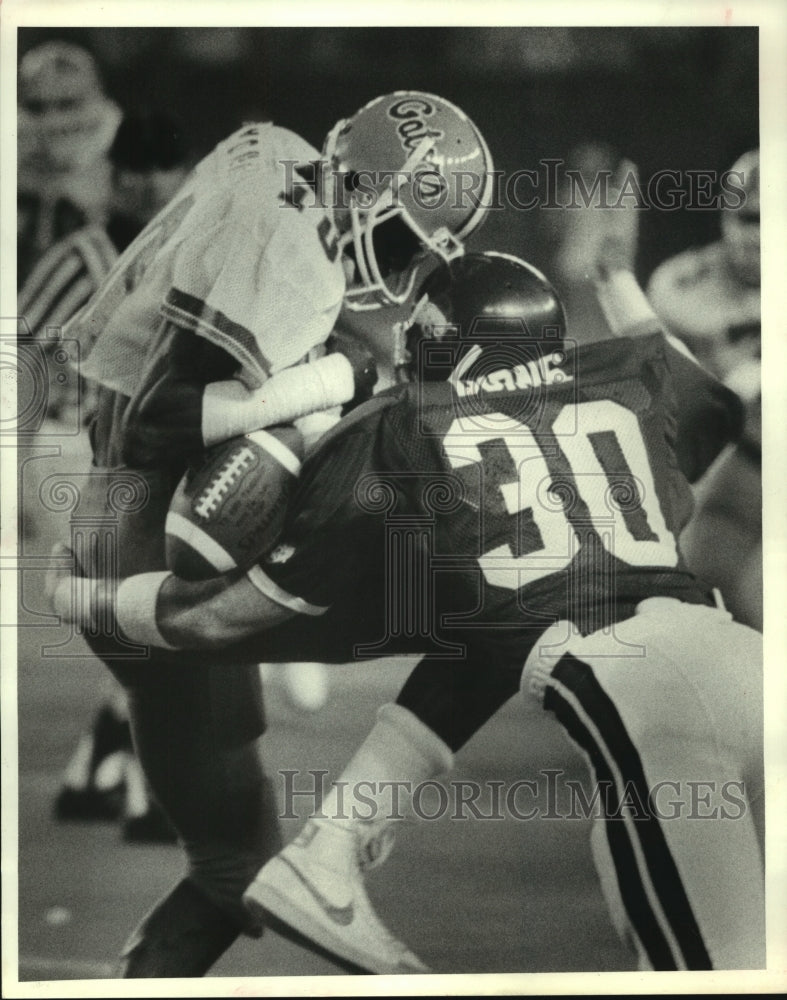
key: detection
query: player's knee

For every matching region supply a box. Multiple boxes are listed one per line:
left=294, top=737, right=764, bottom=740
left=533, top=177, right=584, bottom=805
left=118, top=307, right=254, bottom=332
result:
left=185, top=843, right=279, bottom=937
left=183, top=774, right=283, bottom=930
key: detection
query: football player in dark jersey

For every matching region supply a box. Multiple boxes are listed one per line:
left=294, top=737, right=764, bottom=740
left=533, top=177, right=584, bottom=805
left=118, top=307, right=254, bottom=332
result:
left=50, top=176, right=763, bottom=973
left=43, top=91, right=494, bottom=978
left=245, top=252, right=761, bottom=973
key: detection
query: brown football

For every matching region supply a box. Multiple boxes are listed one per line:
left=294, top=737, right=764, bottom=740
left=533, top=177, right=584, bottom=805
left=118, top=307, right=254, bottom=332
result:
left=165, top=425, right=303, bottom=580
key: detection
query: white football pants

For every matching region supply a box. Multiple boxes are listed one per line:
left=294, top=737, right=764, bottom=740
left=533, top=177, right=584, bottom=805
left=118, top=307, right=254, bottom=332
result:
left=521, top=597, right=764, bottom=970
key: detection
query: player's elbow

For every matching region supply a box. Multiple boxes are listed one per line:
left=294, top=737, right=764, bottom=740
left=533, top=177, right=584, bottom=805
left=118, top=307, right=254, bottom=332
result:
left=159, top=596, right=250, bottom=651
left=157, top=568, right=297, bottom=651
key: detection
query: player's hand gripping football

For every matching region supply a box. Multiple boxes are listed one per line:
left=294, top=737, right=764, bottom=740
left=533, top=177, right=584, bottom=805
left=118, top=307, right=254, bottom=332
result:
left=591, top=158, right=640, bottom=280
left=45, top=541, right=98, bottom=629
left=45, top=542, right=74, bottom=608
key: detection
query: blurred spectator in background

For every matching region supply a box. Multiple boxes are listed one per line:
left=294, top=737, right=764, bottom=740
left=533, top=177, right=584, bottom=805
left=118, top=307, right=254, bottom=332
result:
left=647, top=149, right=760, bottom=377
left=19, top=112, right=193, bottom=842
left=647, top=149, right=761, bottom=629
left=18, top=41, right=122, bottom=288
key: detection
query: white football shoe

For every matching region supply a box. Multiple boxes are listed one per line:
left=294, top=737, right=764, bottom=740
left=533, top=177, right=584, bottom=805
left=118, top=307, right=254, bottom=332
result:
left=244, top=820, right=430, bottom=976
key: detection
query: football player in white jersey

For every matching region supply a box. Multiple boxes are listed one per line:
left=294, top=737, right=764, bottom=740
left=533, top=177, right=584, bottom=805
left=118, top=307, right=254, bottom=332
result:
left=50, top=91, right=494, bottom=977
left=647, top=149, right=761, bottom=629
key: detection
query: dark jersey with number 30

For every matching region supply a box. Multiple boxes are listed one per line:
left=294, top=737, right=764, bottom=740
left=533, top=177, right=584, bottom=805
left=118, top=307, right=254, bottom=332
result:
left=258, top=330, right=742, bottom=668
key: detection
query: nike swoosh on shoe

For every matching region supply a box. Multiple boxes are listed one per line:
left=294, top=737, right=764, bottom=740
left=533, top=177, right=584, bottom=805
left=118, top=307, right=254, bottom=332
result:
left=279, top=855, right=355, bottom=926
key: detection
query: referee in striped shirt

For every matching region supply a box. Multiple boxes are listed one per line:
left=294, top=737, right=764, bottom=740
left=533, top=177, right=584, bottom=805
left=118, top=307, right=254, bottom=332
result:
left=19, top=111, right=191, bottom=363
left=19, top=112, right=192, bottom=841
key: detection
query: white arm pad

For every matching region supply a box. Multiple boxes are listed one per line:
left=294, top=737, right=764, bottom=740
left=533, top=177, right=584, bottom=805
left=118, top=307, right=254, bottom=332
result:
left=202, top=353, right=356, bottom=447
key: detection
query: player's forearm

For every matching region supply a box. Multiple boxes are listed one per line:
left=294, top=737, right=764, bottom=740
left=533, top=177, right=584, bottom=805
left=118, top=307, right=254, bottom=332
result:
left=158, top=572, right=298, bottom=647
left=201, top=353, right=359, bottom=446
left=123, top=316, right=375, bottom=463
left=593, top=268, right=661, bottom=339
left=127, top=353, right=365, bottom=463
left=51, top=570, right=296, bottom=651
left=589, top=158, right=661, bottom=339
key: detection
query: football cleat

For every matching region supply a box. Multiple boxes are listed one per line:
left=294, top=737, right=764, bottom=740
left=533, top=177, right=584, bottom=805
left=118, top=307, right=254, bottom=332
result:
left=54, top=784, right=124, bottom=822
left=243, top=820, right=430, bottom=975
left=53, top=705, right=131, bottom=823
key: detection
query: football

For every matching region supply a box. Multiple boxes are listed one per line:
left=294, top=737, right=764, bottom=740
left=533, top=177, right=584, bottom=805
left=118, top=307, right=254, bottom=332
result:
left=165, top=425, right=304, bottom=581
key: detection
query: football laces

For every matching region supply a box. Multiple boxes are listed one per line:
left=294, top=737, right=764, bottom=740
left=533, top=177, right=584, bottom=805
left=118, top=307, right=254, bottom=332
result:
left=194, top=447, right=255, bottom=520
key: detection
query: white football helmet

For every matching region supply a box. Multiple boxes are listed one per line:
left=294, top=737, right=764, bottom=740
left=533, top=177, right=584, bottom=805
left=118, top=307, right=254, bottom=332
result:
left=322, top=91, right=495, bottom=310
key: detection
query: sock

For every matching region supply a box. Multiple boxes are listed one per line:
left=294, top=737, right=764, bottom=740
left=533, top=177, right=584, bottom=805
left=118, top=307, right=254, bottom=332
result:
left=396, top=654, right=521, bottom=752
left=309, top=703, right=453, bottom=869
left=62, top=733, right=96, bottom=790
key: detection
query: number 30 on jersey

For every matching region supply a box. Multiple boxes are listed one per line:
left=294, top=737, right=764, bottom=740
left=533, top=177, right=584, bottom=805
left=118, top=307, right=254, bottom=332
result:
left=443, top=400, right=678, bottom=589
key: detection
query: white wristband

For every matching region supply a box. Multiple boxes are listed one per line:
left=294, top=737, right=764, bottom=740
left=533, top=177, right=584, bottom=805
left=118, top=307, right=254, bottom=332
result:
left=595, top=269, right=658, bottom=338
left=115, top=572, right=179, bottom=650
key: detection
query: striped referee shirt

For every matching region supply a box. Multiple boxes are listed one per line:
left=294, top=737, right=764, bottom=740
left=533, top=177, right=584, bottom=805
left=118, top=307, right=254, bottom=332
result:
left=18, top=224, right=119, bottom=339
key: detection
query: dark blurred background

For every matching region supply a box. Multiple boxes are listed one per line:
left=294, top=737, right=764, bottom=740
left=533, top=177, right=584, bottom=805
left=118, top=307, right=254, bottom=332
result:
left=18, top=25, right=758, bottom=289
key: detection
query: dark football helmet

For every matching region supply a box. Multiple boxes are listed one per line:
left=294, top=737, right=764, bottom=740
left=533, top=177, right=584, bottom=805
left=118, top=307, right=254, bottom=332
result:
left=323, top=91, right=495, bottom=310
left=394, top=251, right=568, bottom=382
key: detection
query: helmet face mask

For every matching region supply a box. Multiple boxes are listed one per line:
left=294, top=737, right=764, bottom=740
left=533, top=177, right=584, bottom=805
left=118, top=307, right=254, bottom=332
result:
left=324, top=92, right=494, bottom=310
left=340, top=192, right=427, bottom=310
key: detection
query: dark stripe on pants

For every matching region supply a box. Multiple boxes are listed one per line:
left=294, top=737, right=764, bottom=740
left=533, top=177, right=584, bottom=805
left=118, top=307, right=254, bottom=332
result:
left=545, top=652, right=712, bottom=970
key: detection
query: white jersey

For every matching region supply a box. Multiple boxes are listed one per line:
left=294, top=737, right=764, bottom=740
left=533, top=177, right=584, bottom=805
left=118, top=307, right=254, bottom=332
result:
left=646, top=241, right=760, bottom=387
left=65, top=123, right=346, bottom=395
